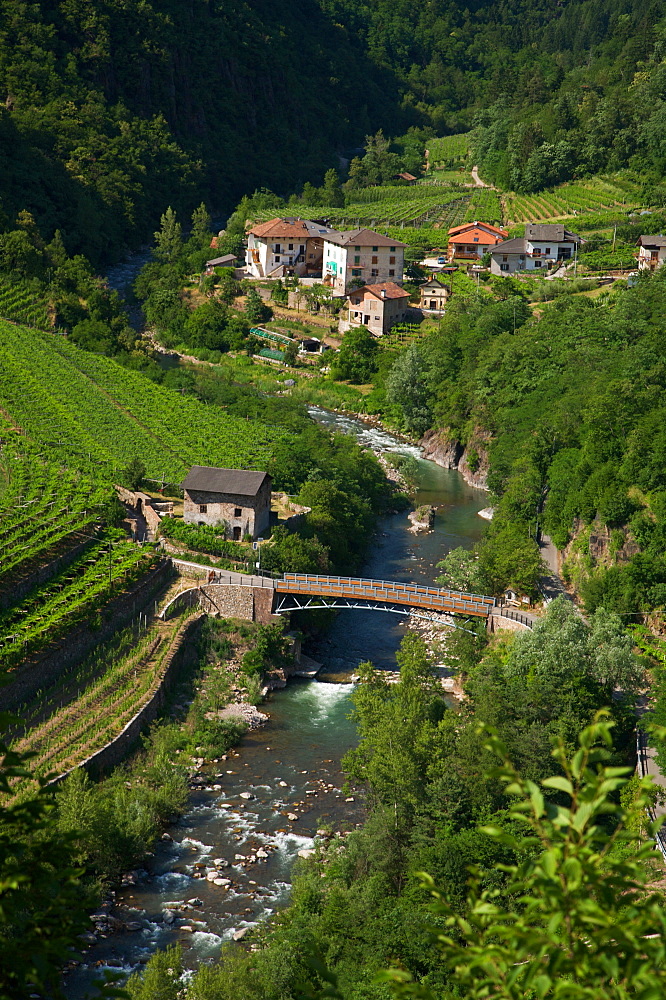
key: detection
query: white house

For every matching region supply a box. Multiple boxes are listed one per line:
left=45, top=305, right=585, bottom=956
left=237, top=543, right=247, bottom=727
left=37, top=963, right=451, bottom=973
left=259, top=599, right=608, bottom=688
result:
left=637, top=235, right=666, bottom=271
left=338, top=281, right=410, bottom=337
left=245, top=218, right=338, bottom=279
left=322, top=229, right=406, bottom=295
left=419, top=277, right=450, bottom=313
left=490, top=224, right=582, bottom=275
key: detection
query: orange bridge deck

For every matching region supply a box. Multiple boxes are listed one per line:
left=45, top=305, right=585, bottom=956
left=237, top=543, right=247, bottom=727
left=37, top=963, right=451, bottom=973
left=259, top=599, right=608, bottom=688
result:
left=274, top=573, right=496, bottom=618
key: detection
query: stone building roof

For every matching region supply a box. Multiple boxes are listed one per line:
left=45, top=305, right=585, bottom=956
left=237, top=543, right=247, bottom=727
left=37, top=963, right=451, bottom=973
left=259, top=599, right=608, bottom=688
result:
left=349, top=282, right=410, bottom=303
left=325, top=228, right=407, bottom=248
left=638, top=235, right=666, bottom=247
left=248, top=217, right=337, bottom=239
left=524, top=223, right=581, bottom=243
left=181, top=467, right=270, bottom=496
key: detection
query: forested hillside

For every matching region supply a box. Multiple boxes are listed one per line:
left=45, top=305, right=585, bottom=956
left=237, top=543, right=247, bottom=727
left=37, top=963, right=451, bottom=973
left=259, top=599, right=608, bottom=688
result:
left=1, top=0, right=665, bottom=265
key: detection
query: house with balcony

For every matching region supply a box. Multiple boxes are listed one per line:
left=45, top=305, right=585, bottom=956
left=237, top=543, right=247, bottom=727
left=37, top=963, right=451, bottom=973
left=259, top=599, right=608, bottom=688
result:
left=490, top=223, right=582, bottom=275
left=322, top=229, right=406, bottom=295
left=245, top=218, right=338, bottom=279
left=447, top=221, right=508, bottom=261
left=339, top=282, right=410, bottom=337
left=637, top=235, right=666, bottom=271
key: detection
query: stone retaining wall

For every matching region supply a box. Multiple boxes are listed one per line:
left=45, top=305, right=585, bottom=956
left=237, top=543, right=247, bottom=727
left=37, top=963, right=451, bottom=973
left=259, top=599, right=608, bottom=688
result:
left=0, top=560, right=174, bottom=711
left=0, top=531, right=96, bottom=611
left=51, top=614, right=204, bottom=783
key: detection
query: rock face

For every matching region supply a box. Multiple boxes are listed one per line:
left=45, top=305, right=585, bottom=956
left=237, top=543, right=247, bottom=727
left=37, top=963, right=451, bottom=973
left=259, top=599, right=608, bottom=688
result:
left=420, top=428, right=490, bottom=490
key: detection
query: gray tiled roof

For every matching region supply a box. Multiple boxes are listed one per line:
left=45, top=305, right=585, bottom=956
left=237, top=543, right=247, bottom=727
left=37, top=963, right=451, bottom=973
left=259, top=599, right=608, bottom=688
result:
left=491, top=238, right=527, bottom=254
left=639, top=235, right=666, bottom=247
left=525, top=223, right=580, bottom=243
left=181, top=466, right=269, bottom=496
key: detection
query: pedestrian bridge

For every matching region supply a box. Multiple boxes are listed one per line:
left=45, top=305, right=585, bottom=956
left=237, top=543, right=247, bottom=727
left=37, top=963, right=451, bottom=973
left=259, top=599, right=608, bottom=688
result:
left=273, top=573, right=496, bottom=619
left=161, top=563, right=500, bottom=626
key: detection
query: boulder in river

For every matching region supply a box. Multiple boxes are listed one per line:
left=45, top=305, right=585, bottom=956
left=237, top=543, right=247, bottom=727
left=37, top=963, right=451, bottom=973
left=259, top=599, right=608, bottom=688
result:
left=287, top=812, right=298, bottom=821
left=233, top=927, right=250, bottom=941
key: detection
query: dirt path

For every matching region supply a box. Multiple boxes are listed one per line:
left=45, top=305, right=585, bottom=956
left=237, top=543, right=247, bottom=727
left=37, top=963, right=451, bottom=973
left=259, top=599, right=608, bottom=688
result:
left=471, top=165, right=491, bottom=188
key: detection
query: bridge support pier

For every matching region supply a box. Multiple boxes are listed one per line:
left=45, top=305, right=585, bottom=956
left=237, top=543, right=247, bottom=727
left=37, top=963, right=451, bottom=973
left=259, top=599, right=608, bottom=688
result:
left=199, top=585, right=282, bottom=625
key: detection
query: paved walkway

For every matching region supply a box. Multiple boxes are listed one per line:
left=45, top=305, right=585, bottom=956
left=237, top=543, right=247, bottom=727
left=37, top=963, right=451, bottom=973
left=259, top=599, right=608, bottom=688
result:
left=538, top=534, right=574, bottom=604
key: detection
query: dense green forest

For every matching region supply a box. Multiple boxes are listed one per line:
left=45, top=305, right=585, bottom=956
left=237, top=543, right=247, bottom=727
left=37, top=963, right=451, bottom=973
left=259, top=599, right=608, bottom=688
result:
left=1, top=0, right=666, bottom=267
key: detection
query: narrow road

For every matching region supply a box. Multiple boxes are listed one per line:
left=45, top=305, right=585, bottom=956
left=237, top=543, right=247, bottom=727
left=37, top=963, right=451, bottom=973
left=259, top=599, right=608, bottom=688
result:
left=471, top=165, right=491, bottom=188
left=538, top=533, right=574, bottom=604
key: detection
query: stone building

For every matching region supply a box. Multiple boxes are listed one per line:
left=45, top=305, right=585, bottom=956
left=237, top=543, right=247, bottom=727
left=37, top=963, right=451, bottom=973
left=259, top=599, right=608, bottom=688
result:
left=181, top=466, right=272, bottom=540
left=339, top=281, right=410, bottom=337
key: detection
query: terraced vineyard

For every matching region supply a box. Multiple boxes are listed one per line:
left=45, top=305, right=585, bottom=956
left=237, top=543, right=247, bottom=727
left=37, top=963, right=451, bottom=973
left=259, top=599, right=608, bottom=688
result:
left=503, top=176, right=642, bottom=225
left=463, top=189, right=503, bottom=224
left=0, top=320, right=290, bottom=485
left=0, top=276, right=50, bottom=330
left=252, top=186, right=469, bottom=230
left=0, top=421, right=110, bottom=586
left=427, top=133, right=471, bottom=167
left=0, top=538, right=161, bottom=672
left=8, top=612, right=196, bottom=789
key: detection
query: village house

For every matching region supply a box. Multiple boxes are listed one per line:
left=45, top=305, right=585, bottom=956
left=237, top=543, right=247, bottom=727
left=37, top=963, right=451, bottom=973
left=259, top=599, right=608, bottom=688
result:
left=637, top=235, right=666, bottom=271
left=181, top=466, right=272, bottom=540
left=322, top=229, right=406, bottom=295
left=245, top=218, right=338, bottom=279
left=419, top=276, right=450, bottom=313
left=393, top=171, right=418, bottom=185
left=446, top=220, right=508, bottom=261
left=339, top=281, right=410, bottom=337
left=490, top=223, right=582, bottom=275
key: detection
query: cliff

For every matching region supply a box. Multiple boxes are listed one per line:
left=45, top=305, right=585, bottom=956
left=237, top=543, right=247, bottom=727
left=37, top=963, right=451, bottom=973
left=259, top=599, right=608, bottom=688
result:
left=420, top=428, right=492, bottom=491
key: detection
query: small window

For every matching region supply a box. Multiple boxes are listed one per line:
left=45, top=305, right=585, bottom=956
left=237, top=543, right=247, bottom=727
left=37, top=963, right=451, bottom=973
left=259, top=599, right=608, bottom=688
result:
left=545, top=247, right=550, bottom=254
left=389, top=256, right=395, bottom=264
left=473, top=237, right=479, bottom=242
left=374, top=315, right=380, bottom=321
left=199, top=504, right=207, bottom=513
left=288, top=243, right=294, bottom=250
left=355, top=245, right=361, bottom=251
left=502, top=255, right=508, bottom=262
left=300, top=244, right=305, bottom=252
left=352, top=268, right=361, bottom=276
left=390, top=246, right=396, bottom=251
left=354, top=255, right=360, bottom=264
left=534, top=260, right=542, bottom=268
left=371, top=268, right=378, bottom=277
left=274, top=243, right=281, bottom=252
left=371, top=255, right=378, bottom=264
left=500, top=263, right=509, bottom=271
left=234, top=507, right=242, bottom=517
left=372, top=245, right=378, bottom=252
left=389, top=269, right=395, bottom=276
left=275, top=255, right=280, bottom=262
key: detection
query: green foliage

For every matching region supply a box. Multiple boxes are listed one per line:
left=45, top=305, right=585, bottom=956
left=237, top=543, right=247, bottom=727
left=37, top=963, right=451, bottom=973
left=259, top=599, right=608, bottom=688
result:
left=159, top=518, right=251, bottom=562
left=385, top=717, right=666, bottom=1000
left=120, top=456, right=146, bottom=491
left=0, top=741, right=94, bottom=999
left=329, top=326, right=379, bottom=383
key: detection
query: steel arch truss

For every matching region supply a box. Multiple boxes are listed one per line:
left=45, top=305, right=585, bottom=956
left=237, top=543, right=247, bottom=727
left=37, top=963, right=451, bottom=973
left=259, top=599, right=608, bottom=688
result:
left=273, top=594, right=480, bottom=633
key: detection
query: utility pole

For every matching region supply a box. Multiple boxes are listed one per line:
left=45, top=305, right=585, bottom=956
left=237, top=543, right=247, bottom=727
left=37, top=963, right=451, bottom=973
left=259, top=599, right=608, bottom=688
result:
left=573, top=240, right=578, bottom=279
left=109, top=541, right=112, bottom=588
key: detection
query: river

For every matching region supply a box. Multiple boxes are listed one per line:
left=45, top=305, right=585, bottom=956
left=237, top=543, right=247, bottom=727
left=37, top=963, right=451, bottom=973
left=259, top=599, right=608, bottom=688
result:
left=64, top=409, right=487, bottom=996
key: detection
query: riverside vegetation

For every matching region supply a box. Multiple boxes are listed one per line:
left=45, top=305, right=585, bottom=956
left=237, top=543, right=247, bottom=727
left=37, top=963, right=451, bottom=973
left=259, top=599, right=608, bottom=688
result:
left=126, top=606, right=666, bottom=1000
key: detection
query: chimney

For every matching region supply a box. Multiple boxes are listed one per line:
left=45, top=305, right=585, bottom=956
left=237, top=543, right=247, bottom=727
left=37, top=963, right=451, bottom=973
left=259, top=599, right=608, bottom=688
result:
left=380, top=288, right=386, bottom=299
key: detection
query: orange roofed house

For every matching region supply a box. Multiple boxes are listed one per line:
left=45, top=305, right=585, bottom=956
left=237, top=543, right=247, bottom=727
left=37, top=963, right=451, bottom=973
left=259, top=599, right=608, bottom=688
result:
left=339, top=282, right=410, bottom=337
left=245, top=217, right=338, bottom=278
left=446, top=220, right=508, bottom=262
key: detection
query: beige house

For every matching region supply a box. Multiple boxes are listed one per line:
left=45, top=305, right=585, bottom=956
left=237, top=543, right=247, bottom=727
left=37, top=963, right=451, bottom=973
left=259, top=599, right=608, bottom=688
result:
left=181, top=466, right=272, bottom=540
left=419, top=277, right=450, bottom=313
left=637, top=235, right=666, bottom=271
left=322, top=229, right=406, bottom=295
left=245, top=218, right=338, bottom=279
left=339, top=282, right=410, bottom=337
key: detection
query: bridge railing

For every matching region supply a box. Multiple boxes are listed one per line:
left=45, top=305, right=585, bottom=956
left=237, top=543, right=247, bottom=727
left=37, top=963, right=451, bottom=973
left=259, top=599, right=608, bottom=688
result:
left=493, top=606, right=534, bottom=629
left=276, top=573, right=496, bottom=616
